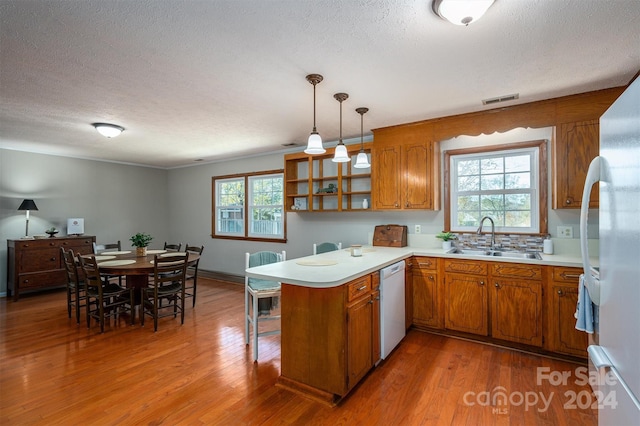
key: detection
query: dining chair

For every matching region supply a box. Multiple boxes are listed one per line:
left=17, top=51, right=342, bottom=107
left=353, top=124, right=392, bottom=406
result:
left=77, top=254, right=134, bottom=333
left=313, top=241, right=342, bottom=254
left=61, top=247, right=86, bottom=324
left=141, top=254, right=189, bottom=332
left=245, top=250, right=285, bottom=362
left=184, top=244, right=204, bottom=307
left=93, top=240, right=123, bottom=286
left=163, top=242, right=182, bottom=252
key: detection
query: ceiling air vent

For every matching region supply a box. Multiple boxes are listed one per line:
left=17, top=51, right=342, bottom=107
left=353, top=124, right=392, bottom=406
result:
left=281, top=142, right=298, bottom=147
left=482, top=93, right=519, bottom=106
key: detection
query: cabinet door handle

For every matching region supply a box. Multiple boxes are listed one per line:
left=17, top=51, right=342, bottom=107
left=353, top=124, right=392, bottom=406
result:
left=357, top=285, right=367, bottom=291
left=566, top=198, right=572, bottom=205
left=394, top=202, right=399, bottom=208
left=557, top=289, right=564, bottom=296
left=494, top=283, right=500, bottom=288
left=419, top=262, right=432, bottom=268
left=50, top=257, right=56, bottom=261
left=428, top=275, right=434, bottom=281
left=478, top=281, right=485, bottom=286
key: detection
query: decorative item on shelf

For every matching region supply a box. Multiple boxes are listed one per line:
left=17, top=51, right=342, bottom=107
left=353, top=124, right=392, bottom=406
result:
left=362, top=198, right=369, bottom=209
left=432, top=0, right=495, bottom=26
left=316, top=183, right=337, bottom=194
left=46, top=227, right=58, bottom=238
left=304, top=74, right=325, bottom=154
left=332, top=93, right=351, bottom=163
left=436, top=231, right=457, bottom=250
left=130, top=232, right=153, bottom=256
left=17, top=199, right=38, bottom=239
left=353, top=107, right=371, bottom=168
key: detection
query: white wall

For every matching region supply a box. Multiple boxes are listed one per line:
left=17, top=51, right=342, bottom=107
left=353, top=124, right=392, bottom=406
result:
left=0, top=149, right=170, bottom=294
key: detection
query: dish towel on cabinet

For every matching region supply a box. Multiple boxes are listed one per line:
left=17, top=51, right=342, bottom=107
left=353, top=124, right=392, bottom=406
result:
left=575, top=274, right=598, bottom=333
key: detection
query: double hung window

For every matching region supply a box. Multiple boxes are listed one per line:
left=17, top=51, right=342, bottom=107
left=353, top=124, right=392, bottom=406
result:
left=213, top=170, right=285, bottom=241
left=446, top=140, right=547, bottom=234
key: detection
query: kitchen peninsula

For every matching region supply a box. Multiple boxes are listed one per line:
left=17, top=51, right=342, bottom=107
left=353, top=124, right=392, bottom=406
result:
left=245, top=245, right=591, bottom=405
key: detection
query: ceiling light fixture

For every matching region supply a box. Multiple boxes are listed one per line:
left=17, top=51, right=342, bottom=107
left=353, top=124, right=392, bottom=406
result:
left=92, top=123, right=125, bottom=138
left=432, top=0, right=495, bottom=26
left=332, top=93, right=350, bottom=163
left=304, top=74, right=325, bottom=154
left=353, top=107, right=371, bottom=169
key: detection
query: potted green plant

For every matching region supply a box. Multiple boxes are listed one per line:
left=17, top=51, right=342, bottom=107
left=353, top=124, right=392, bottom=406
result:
left=130, top=232, right=153, bottom=256
left=436, top=231, right=456, bottom=250
left=45, top=227, right=58, bottom=238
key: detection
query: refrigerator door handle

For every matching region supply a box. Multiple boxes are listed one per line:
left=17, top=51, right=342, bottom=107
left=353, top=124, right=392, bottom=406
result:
left=580, top=156, right=601, bottom=305
left=587, top=344, right=613, bottom=370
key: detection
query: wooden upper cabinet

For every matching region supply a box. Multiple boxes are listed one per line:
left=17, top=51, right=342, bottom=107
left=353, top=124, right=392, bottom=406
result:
left=372, top=123, right=440, bottom=210
left=552, top=87, right=625, bottom=209
left=553, top=119, right=599, bottom=209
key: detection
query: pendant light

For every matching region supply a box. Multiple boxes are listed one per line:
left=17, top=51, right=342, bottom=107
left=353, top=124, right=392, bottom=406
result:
left=332, top=93, right=350, bottom=163
left=353, top=107, right=371, bottom=169
left=304, top=74, right=325, bottom=154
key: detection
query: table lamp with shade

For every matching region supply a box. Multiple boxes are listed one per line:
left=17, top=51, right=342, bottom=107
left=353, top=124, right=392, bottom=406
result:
left=18, top=199, right=38, bottom=238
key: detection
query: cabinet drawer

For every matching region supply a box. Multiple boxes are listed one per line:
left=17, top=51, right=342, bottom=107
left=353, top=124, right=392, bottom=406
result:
left=412, top=256, right=438, bottom=271
left=18, top=271, right=66, bottom=289
left=491, top=263, right=542, bottom=280
left=19, top=248, right=61, bottom=273
left=347, top=275, right=372, bottom=302
left=60, top=239, right=94, bottom=253
left=444, top=260, right=487, bottom=275
left=552, top=267, right=582, bottom=283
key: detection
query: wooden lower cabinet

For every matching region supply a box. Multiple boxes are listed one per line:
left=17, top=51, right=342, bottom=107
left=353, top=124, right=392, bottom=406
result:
left=411, top=256, right=442, bottom=329
left=546, top=267, right=588, bottom=358
left=491, top=263, right=543, bottom=347
left=444, top=259, right=488, bottom=336
left=279, top=273, right=380, bottom=405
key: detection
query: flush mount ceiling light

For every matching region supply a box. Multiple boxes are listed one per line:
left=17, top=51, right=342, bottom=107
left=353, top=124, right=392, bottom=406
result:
left=432, top=0, right=495, bottom=26
left=332, top=93, right=351, bottom=163
left=353, top=107, right=371, bottom=169
left=304, top=74, right=325, bottom=154
left=92, top=123, right=125, bottom=138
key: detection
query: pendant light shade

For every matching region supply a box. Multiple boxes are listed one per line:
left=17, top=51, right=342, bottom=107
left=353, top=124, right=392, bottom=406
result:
left=432, top=0, right=495, bottom=26
left=353, top=107, right=371, bottom=169
left=304, top=74, right=326, bottom=154
left=93, top=123, right=125, bottom=138
left=332, top=93, right=350, bottom=163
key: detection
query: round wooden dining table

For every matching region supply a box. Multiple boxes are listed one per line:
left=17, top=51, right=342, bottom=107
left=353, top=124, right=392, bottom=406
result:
left=87, top=249, right=200, bottom=294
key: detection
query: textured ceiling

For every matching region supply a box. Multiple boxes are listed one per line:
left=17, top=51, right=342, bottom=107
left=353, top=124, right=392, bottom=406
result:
left=1, top=0, right=639, bottom=168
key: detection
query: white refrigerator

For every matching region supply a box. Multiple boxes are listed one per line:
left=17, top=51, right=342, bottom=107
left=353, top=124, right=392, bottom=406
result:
left=581, top=77, right=640, bottom=425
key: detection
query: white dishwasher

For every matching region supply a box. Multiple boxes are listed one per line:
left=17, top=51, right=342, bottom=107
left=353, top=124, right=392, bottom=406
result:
left=380, top=260, right=406, bottom=360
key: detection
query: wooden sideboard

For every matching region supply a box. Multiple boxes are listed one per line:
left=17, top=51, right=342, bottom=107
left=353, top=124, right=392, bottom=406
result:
left=7, top=236, right=96, bottom=301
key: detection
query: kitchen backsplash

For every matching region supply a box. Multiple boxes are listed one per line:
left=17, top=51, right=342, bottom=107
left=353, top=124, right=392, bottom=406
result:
left=454, top=233, right=546, bottom=252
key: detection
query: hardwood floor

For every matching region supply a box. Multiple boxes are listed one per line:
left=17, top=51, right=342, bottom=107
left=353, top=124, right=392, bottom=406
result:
left=0, top=279, right=597, bottom=425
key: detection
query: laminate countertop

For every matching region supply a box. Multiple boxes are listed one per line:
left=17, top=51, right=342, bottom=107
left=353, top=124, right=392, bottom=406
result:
left=245, top=246, right=593, bottom=288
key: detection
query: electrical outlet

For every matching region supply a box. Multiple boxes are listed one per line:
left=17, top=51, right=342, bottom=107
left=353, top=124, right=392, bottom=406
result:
left=557, top=226, right=573, bottom=238
left=415, top=224, right=421, bottom=234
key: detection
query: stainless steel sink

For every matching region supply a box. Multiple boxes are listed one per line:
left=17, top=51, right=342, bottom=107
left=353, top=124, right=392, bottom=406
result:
left=446, top=248, right=541, bottom=260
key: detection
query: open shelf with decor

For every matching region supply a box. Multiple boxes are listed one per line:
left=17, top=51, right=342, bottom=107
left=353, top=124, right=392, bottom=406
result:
left=285, top=143, right=372, bottom=212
